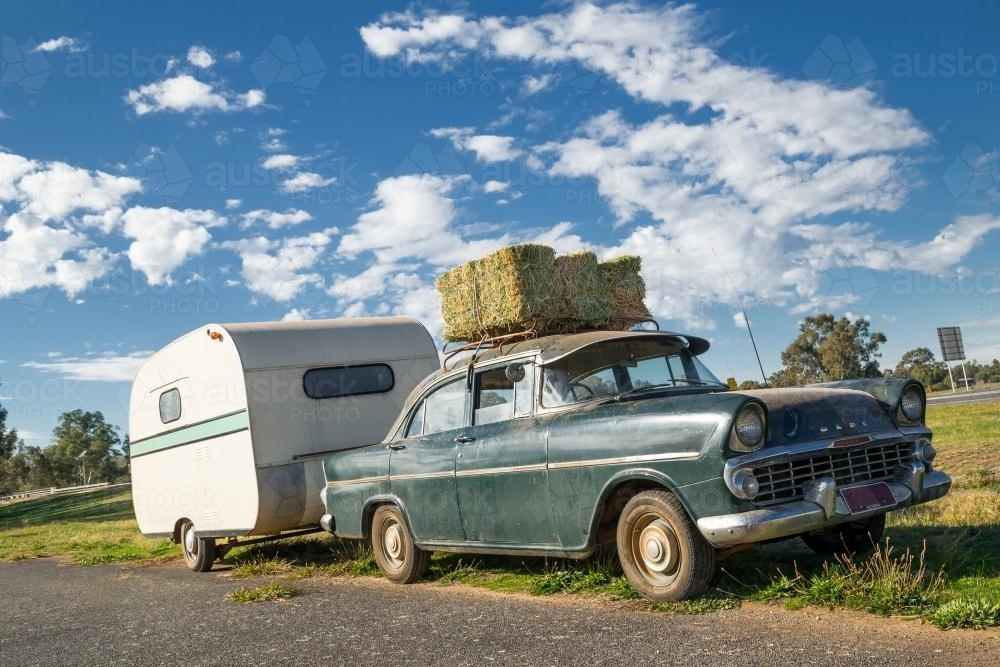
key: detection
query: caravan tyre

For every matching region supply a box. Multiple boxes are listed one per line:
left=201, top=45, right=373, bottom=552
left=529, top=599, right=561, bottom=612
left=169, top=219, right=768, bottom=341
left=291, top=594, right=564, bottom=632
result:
left=180, top=519, right=216, bottom=572
left=371, top=505, right=429, bottom=584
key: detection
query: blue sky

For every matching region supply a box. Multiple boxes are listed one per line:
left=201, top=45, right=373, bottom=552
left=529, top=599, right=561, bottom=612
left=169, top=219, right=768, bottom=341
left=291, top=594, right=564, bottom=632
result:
left=1, top=1, right=999, bottom=445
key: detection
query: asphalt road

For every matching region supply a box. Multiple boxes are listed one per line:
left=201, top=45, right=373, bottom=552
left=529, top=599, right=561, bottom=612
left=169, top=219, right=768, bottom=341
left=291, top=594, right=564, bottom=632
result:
left=926, top=388, right=1000, bottom=407
left=1, top=560, right=998, bottom=667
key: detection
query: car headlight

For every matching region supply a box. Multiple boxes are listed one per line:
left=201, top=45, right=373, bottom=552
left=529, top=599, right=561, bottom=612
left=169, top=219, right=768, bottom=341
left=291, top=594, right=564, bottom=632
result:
left=899, top=387, right=924, bottom=423
left=731, top=403, right=765, bottom=452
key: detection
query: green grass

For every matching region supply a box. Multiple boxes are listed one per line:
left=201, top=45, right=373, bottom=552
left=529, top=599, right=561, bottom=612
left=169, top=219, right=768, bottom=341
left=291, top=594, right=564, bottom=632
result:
left=227, top=582, right=299, bottom=603
left=1, top=402, right=997, bottom=627
left=0, top=487, right=178, bottom=564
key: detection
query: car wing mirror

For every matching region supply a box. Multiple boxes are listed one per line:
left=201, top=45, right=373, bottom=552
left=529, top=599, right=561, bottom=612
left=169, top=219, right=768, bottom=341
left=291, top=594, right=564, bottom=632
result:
left=505, top=363, right=527, bottom=383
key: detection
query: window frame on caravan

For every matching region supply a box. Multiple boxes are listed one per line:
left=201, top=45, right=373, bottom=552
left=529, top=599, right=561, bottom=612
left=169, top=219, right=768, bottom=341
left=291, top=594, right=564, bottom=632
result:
left=158, top=388, right=182, bottom=424
left=302, top=363, right=396, bottom=400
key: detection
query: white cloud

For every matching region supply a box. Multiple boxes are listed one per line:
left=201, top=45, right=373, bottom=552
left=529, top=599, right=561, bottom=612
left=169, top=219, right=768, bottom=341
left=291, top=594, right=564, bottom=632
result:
left=14, top=161, right=141, bottom=222
left=34, top=36, right=87, bottom=53
left=280, top=172, right=337, bottom=193
left=0, top=153, right=144, bottom=298
left=261, top=153, right=301, bottom=171
left=430, top=127, right=522, bottom=162
left=330, top=175, right=589, bottom=338
left=0, top=110, right=10, bottom=120
left=483, top=180, right=509, bottom=193
left=0, top=213, right=116, bottom=298
left=186, top=45, right=215, bottom=69
left=240, top=208, right=314, bottom=229
left=22, top=351, right=150, bottom=383
left=357, top=4, right=979, bottom=327
left=239, top=89, right=266, bottom=108
left=125, top=75, right=265, bottom=115
left=224, top=231, right=334, bottom=301
left=225, top=50, right=243, bottom=63
left=121, top=206, right=227, bottom=286
left=225, top=198, right=242, bottom=209
left=522, top=73, right=554, bottom=95
left=282, top=308, right=310, bottom=321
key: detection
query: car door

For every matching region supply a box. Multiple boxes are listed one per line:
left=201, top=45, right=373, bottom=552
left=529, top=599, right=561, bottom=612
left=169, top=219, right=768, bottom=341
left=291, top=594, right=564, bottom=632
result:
left=455, top=360, right=558, bottom=546
left=389, top=376, right=467, bottom=541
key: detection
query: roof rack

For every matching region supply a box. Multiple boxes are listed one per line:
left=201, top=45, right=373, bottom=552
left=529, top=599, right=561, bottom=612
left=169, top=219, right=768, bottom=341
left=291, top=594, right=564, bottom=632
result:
left=440, top=319, right=661, bottom=370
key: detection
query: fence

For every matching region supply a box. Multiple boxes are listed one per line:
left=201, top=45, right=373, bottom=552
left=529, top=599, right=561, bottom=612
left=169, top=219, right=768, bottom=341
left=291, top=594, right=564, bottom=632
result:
left=0, top=481, right=127, bottom=504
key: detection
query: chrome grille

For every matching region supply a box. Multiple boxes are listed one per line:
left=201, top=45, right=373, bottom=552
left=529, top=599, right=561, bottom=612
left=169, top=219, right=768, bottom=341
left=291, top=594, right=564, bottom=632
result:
left=751, top=442, right=915, bottom=505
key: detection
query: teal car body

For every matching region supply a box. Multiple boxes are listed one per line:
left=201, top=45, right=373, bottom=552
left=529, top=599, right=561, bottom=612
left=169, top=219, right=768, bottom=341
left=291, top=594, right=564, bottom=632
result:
left=319, top=330, right=950, bottom=600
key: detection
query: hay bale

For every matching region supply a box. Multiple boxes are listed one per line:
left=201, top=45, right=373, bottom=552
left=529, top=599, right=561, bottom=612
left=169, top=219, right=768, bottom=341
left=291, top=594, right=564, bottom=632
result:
left=436, top=245, right=652, bottom=342
left=550, top=251, right=615, bottom=328
left=599, top=255, right=652, bottom=328
left=436, top=244, right=557, bottom=342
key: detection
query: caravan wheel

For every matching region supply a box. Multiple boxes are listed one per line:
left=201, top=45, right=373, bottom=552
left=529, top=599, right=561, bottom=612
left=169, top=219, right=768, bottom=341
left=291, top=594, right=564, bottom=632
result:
left=180, top=520, right=216, bottom=572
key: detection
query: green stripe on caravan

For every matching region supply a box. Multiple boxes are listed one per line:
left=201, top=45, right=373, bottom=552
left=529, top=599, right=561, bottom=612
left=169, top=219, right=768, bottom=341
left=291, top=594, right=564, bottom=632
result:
left=130, top=410, right=251, bottom=458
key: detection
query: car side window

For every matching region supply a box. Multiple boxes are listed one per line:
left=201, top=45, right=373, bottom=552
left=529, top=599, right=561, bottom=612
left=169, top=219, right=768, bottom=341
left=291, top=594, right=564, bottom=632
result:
left=475, top=364, right=534, bottom=425
left=421, top=379, right=467, bottom=435
left=405, top=401, right=425, bottom=438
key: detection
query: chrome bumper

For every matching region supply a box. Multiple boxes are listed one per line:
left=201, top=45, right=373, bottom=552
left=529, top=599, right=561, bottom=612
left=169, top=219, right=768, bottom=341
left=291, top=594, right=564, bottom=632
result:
left=697, top=469, right=951, bottom=548
left=319, top=513, right=336, bottom=534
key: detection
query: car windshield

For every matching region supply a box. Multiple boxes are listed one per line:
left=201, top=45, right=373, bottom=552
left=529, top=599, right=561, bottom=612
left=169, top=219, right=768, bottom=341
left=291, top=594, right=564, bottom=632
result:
left=541, top=338, right=724, bottom=407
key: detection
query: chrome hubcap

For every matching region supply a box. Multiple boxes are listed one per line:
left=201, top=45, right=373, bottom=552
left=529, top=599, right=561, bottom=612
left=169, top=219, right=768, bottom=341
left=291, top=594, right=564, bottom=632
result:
left=383, top=522, right=404, bottom=567
left=184, top=525, right=197, bottom=555
left=634, top=516, right=679, bottom=581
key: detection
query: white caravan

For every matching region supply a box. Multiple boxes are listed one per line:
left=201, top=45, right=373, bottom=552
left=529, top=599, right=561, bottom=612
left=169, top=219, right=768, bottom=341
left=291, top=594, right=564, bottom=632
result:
left=129, top=317, right=438, bottom=571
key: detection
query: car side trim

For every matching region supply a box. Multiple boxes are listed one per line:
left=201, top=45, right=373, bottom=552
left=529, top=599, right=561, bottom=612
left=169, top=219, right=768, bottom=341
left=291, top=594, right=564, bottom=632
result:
left=326, top=474, right=390, bottom=488
left=456, top=463, right=547, bottom=478
left=548, top=451, right=700, bottom=469
left=389, top=470, right=455, bottom=482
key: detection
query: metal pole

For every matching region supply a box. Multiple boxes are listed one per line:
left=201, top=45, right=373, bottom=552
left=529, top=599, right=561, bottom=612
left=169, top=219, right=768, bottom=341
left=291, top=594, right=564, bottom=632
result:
left=947, top=364, right=956, bottom=393
left=960, top=360, right=970, bottom=392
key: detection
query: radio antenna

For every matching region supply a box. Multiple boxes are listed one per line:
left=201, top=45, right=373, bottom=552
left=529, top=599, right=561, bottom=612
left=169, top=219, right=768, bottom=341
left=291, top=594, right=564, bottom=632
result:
left=712, top=249, right=768, bottom=387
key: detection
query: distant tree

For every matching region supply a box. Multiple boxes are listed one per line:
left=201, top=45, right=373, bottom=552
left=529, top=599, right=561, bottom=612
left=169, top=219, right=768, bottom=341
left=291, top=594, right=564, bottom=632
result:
left=0, top=383, right=20, bottom=460
left=739, top=380, right=763, bottom=390
left=47, top=410, right=123, bottom=486
left=0, top=385, right=27, bottom=495
left=893, top=347, right=947, bottom=388
left=769, top=314, right=887, bottom=387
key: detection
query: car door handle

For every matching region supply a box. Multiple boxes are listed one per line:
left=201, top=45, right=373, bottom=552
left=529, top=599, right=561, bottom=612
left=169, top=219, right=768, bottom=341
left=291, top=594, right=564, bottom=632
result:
left=388, top=444, right=406, bottom=451
left=454, top=436, right=476, bottom=444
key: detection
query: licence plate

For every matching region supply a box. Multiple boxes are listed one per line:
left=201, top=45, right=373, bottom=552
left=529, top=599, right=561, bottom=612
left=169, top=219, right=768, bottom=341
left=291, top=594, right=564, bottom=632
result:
left=839, top=482, right=895, bottom=514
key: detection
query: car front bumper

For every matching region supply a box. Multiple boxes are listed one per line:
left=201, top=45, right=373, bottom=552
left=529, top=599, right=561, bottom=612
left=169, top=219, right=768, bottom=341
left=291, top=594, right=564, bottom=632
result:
left=696, top=467, right=951, bottom=548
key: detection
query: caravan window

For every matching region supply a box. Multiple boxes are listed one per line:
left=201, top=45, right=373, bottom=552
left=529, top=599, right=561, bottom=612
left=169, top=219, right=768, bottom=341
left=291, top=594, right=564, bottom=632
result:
left=159, top=388, right=182, bottom=424
left=304, top=364, right=395, bottom=399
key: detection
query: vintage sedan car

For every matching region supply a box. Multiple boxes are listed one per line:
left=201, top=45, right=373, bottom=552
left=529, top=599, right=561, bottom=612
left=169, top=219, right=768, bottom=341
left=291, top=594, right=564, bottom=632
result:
left=319, top=330, right=951, bottom=601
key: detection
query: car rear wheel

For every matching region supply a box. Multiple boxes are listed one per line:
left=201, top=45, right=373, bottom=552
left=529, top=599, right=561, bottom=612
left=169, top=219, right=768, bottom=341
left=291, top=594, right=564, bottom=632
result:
left=801, top=514, right=886, bottom=556
left=371, top=505, right=430, bottom=584
left=180, top=519, right=216, bottom=572
left=616, top=490, right=715, bottom=602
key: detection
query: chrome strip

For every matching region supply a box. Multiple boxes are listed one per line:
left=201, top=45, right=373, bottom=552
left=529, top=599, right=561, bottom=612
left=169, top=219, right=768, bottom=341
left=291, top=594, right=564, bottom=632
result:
left=456, top=463, right=547, bottom=478
left=548, top=451, right=700, bottom=470
left=391, top=470, right=456, bottom=482
left=326, top=474, right=390, bottom=489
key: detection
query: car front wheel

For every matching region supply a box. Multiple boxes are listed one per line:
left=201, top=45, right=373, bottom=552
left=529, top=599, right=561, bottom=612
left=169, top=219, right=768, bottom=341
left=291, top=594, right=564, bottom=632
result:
left=371, top=505, right=430, bottom=584
left=616, top=490, right=715, bottom=602
left=801, top=514, right=886, bottom=556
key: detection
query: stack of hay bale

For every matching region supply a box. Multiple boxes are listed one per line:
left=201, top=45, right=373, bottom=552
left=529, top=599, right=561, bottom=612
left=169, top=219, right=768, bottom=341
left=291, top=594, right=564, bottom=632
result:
left=436, top=244, right=652, bottom=342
